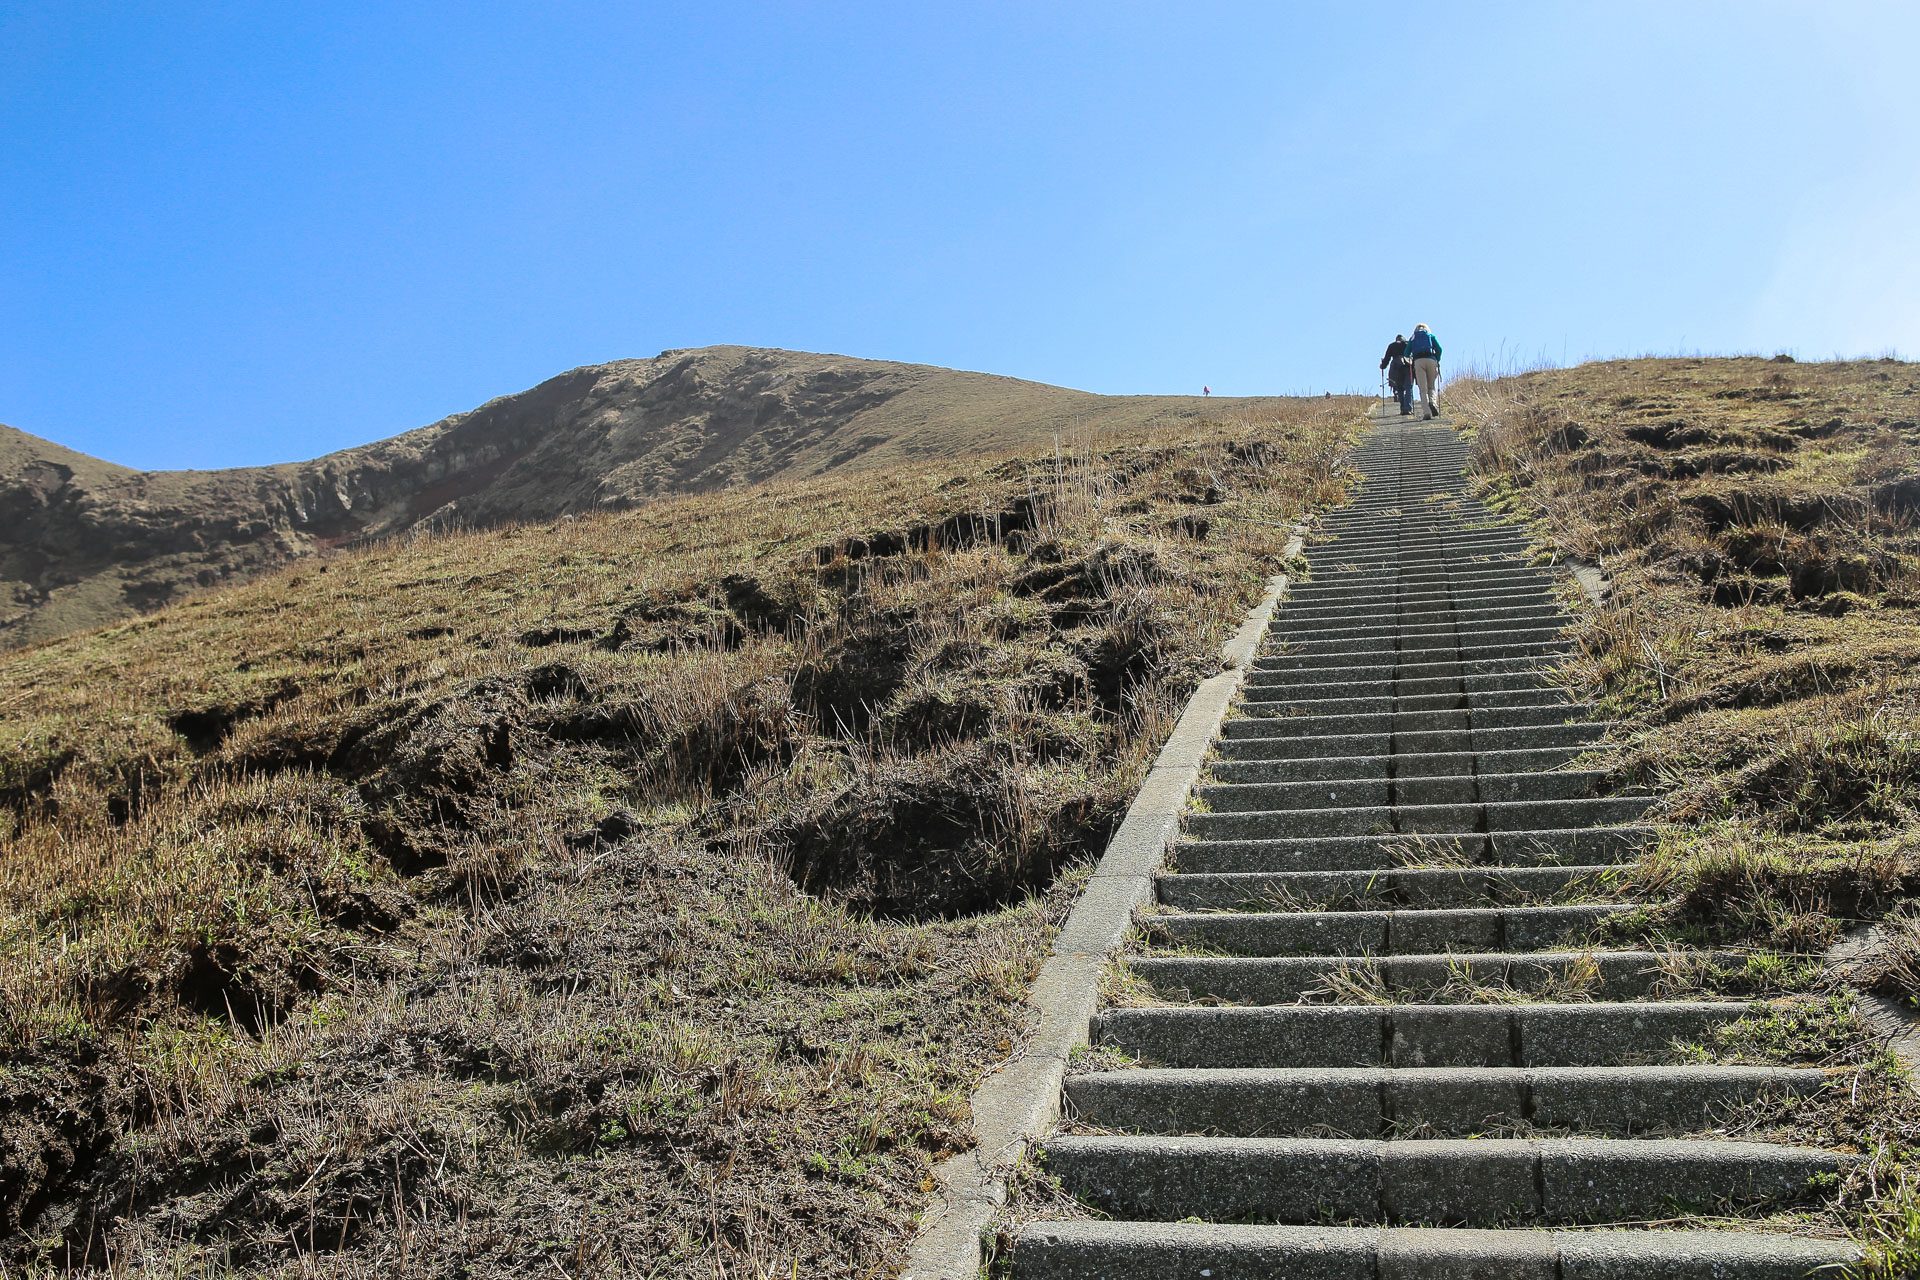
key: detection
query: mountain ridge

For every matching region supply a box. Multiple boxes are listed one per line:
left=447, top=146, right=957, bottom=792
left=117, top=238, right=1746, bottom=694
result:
left=0, top=345, right=1289, bottom=647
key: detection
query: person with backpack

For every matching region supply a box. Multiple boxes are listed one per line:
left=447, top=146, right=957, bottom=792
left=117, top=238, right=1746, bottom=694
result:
left=1407, top=324, right=1442, bottom=418
left=1379, top=334, right=1413, bottom=416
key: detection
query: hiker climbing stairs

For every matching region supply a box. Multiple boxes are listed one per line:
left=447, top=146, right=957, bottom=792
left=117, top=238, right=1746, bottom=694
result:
left=1009, top=409, right=1860, bottom=1277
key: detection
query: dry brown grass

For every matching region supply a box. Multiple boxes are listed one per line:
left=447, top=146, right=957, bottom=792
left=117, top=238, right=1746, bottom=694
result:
left=1447, top=357, right=1920, bottom=945
left=0, top=347, right=1329, bottom=649
left=0, top=402, right=1357, bottom=1275
left=1447, top=355, right=1920, bottom=1271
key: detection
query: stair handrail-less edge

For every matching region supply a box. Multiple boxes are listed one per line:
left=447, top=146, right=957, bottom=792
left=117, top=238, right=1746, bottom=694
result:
left=1006, top=408, right=1862, bottom=1277
left=896, top=532, right=1305, bottom=1280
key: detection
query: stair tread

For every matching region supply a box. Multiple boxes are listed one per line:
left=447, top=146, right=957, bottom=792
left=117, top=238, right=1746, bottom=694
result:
left=1006, top=418, right=1827, bottom=1275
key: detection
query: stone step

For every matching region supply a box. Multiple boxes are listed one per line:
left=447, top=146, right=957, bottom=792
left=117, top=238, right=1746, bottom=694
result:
left=1308, top=568, right=1544, bottom=581
left=1308, top=529, right=1524, bottom=545
left=1294, top=571, right=1546, bottom=591
left=1248, top=649, right=1565, bottom=677
left=1252, top=639, right=1576, bottom=673
left=1289, top=557, right=1546, bottom=578
left=1326, top=524, right=1511, bottom=534
left=1314, top=510, right=1510, bottom=526
left=1010, top=1220, right=1856, bottom=1278
left=1307, top=559, right=1539, bottom=576
left=1309, top=528, right=1514, bottom=538
left=1304, top=529, right=1526, bottom=543
left=1156, top=864, right=1623, bottom=910
left=1271, top=621, right=1569, bottom=654
left=1061, top=1064, right=1828, bottom=1137
left=1197, top=770, right=1615, bottom=813
left=1225, top=703, right=1595, bottom=736
left=1171, top=826, right=1655, bottom=873
left=1270, top=609, right=1567, bottom=641
left=1228, top=687, right=1574, bottom=717
left=1310, top=554, right=1537, bottom=571
left=1309, top=516, right=1512, bottom=529
left=1245, top=672, right=1572, bottom=704
left=1280, top=601, right=1557, bottom=626
left=1233, top=677, right=1567, bottom=708
left=1213, top=721, right=1613, bottom=761
left=1279, top=584, right=1557, bottom=611
left=1270, top=612, right=1556, bottom=636
left=1306, top=573, right=1550, bottom=587
left=1288, top=550, right=1533, bottom=567
left=1205, top=746, right=1590, bottom=785
left=1264, top=629, right=1566, bottom=658
left=996, top=422, right=1842, bottom=1277
left=1126, top=948, right=1717, bottom=1004
left=1184, top=795, right=1655, bottom=841
left=1143, top=904, right=1632, bottom=955
left=1039, top=1135, right=1848, bottom=1226
left=1264, top=637, right=1573, bottom=667
left=1312, top=533, right=1528, bottom=551
left=1307, top=553, right=1536, bottom=570
left=1253, top=699, right=1589, bottom=727
left=1244, top=652, right=1574, bottom=679
left=1288, top=564, right=1546, bottom=584
left=1237, top=688, right=1575, bottom=719
left=1094, top=1001, right=1759, bottom=1068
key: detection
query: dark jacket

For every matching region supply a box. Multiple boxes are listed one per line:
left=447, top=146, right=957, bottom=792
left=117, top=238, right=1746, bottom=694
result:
left=1381, top=340, right=1410, bottom=386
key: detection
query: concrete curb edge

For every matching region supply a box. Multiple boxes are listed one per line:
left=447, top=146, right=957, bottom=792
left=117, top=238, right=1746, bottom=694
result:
left=898, top=535, right=1302, bottom=1279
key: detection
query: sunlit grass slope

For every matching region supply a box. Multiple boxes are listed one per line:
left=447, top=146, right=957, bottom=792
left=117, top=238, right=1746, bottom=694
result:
left=0, top=401, right=1356, bottom=1276
left=1450, top=355, right=1920, bottom=1272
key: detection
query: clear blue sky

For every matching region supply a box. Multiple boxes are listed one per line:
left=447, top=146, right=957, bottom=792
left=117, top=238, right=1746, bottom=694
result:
left=4, top=2, right=1915, bottom=470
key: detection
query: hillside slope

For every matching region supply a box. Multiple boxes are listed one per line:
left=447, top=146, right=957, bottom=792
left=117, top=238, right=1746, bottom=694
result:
left=0, top=347, right=1284, bottom=647
left=1448, top=355, right=1920, bottom=1268
left=1451, top=355, right=1920, bottom=944
left=0, top=399, right=1355, bottom=1275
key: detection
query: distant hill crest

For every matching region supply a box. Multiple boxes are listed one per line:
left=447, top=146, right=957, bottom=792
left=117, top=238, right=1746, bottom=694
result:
left=0, top=345, right=1280, bottom=647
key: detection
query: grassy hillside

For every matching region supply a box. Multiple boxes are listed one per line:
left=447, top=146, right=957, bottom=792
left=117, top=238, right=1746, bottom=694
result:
left=1452, top=356, right=1920, bottom=943
left=1448, top=355, right=1920, bottom=1270
left=0, top=400, right=1356, bottom=1275
left=0, top=347, right=1306, bottom=648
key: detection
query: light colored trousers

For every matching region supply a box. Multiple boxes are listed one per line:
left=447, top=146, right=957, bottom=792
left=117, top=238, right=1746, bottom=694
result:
left=1413, top=357, right=1439, bottom=412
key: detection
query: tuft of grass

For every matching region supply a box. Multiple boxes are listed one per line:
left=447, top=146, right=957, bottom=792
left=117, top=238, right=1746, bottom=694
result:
left=0, top=402, right=1359, bottom=1275
left=1449, top=354, right=1920, bottom=1253
left=1851, top=1172, right=1920, bottom=1279
left=1601, top=825, right=1920, bottom=953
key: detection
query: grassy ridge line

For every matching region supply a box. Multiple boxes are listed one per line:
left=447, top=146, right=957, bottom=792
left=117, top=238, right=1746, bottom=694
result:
left=0, top=402, right=1357, bottom=1276
left=1445, top=356, right=1920, bottom=1272
left=0, top=345, right=1318, bottom=650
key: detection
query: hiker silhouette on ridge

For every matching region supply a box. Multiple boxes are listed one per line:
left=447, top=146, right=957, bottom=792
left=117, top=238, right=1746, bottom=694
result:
left=1408, top=323, right=1442, bottom=418
left=1380, top=334, right=1413, bottom=416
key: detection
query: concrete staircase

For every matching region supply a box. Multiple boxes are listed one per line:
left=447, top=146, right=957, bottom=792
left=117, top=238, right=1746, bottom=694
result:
left=1010, top=413, right=1858, bottom=1278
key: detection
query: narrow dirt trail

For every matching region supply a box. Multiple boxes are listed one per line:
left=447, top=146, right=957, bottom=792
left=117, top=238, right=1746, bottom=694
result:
left=1010, top=409, right=1860, bottom=1277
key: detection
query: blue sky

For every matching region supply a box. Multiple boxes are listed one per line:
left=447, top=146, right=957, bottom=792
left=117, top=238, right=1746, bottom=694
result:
left=3, top=2, right=1915, bottom=470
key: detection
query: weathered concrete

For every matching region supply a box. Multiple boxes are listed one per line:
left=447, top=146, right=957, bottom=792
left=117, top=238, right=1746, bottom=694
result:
left=899, top=538, right=1302, bottom=1278
left=1061, top=1064, right=1823, bottom=1137
left=1095, top=1001, right=1755, bottom=1069
left=1010, top=1221, right=1855, bottom=1279
left=993, top=410, right=1857, bottom=1277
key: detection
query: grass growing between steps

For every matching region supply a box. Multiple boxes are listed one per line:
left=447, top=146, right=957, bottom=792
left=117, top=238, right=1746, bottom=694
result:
left=0, top=402, right=1359, bottom=1277
left=1446, top=354, right=1920, bottom=1273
